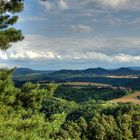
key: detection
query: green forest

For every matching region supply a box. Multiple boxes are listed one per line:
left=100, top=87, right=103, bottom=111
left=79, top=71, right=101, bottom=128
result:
left=1, top=69, right=140, bottom=139
left=54, top=84, right=129, bottom=103
left=0, top=1, right=140, bottom=140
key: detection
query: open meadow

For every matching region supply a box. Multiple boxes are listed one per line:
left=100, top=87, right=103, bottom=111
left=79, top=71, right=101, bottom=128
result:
left=110, top=91, right=140, bottom=104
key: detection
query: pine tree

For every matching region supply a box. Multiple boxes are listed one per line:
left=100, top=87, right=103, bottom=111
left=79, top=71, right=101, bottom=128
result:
left=0, top=0, right=24, bottom=50
left=0, top=0, right=24, bottom=108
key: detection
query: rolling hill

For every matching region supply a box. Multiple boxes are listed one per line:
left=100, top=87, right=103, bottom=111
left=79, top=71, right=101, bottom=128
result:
left=13, top=68, right=55, bottom=76
left=47, top=67, right=140, bottom=77
left=13, top=67, right=140, bottom=88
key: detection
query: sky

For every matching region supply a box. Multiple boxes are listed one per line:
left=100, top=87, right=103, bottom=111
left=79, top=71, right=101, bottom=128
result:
left=1, top=0, right=140, bottom=70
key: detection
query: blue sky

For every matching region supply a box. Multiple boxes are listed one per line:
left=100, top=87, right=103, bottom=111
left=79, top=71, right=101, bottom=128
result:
left=1, top=0, right=140, bottom=70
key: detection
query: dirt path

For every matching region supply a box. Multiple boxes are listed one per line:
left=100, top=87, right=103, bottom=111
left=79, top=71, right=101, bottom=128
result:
left=110, top=91, right=140, bottom=104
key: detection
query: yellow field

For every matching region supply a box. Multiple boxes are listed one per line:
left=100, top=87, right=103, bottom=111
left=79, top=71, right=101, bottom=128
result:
left=64, top=82, right=111, bottom=87
left=110, top=91, right=140, bottom=104
left=107, top=75, right=138, bottom=79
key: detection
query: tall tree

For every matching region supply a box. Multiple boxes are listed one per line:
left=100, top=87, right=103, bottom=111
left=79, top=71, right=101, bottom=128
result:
left=0, top=0, right=24, bottom=107
left=0, top=0, right=24, bottom=50
left=0, top=0, right=24, bottom=106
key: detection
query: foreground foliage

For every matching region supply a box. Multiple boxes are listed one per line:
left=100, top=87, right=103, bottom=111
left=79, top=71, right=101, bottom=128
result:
left=0, top=69, right=140, bottom=139
left=0, top=69, right=66, bottom=139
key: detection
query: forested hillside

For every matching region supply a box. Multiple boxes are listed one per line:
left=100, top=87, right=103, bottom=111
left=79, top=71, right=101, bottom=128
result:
left=13, top=67, right=140, bottom=88
left=54, top=84, right=129, bottom=103
left=1, top=69, right=140, bottom=139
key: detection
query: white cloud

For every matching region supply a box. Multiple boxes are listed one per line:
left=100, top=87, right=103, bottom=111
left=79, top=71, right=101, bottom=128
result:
left=71, top=24, right=92, bottom=32
left=0, top=52, right=8, bottom=60
left=19, top=16, right=46, bottom=22
left=0, top=50, right=60, bottom=60
left=58, top=0, right=69, bottom=10
left=97, top=0, right=129, bottom=9
left=81, top=0, right=140, bottom=11
left=38, top=0, right=140, bottom=29
left=0, top=63, right=14, bottom=68
left=40, top=0, right=69, bottom=10
left=114, top=53, right=140, bottom=64
left=40, top=0, right=140, bottom=11
left=1, top=35, right=140, bottom=67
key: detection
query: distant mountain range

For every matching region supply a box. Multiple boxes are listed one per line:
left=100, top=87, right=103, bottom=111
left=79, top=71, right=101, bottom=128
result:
left=49, top=67, right=140, bottom=76
left=13, top=67, right=140, bottom=86
left=13, top=68, right=55, bottom=76
left=13, top=67, right=140, bottom=78
left=129, top=67, right=140, bottom=70
left=12, top=67, right=140, bottom=89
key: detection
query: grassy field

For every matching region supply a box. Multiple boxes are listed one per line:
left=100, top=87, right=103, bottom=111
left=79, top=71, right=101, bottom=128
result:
left=63, top=82, right=111, bottom=87
left=107, top=75, right=138, bottom=79
left=110, top=91, right=140, bottom=104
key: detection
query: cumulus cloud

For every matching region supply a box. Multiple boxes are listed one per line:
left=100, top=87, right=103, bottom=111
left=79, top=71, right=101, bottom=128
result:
left=1, top=1, right=140, bottom=69
left=95, top=0, right=129, bottom=10
left=0, top=63, right=13, bottom=68
left=40, top=0, right=69, bottom=10
left=58, top=0, right=69, bottom=10
left=1, top=35, right=140, bottom=68
left=80, top=0, right=140, bottom=11
left=39, top=0, right=140, bottom=28
left=40, top=0, right=140, bottom=11
left=0, top=50, right=61, bottom=60
left=71, top=24, right=92, bottom=32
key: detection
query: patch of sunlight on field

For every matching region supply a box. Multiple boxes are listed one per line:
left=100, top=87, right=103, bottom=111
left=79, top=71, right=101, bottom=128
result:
left=110, top=91, right=140, bottom=104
